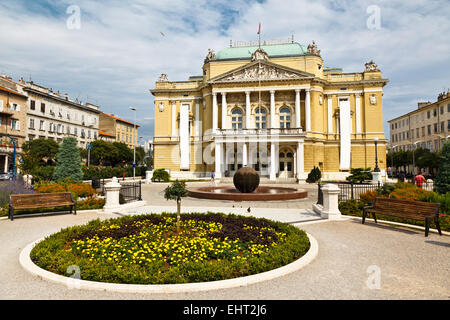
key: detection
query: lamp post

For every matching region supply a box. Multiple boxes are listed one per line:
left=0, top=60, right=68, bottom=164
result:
left=129, top=107, right=136, bottom=180
left=374, top=137, right=380, bottom=172
left=412, top=140, right=422, bottom=176
left=390, top=143, right=398, bottom=176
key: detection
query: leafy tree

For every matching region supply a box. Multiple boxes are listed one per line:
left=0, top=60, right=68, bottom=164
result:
left=164, top=181, right=189, bottom=233
left=346, top=168, right=372, bottom=184
left=135, top=146, right=146, bottom=165
left=112, top=142, right=133, bottom=166
left=53, top=137, right=83, bottom=182
left=91, top=140, right=119, bottom=165
left=22, top=138, right=59, bottom=164
left=434, top=141, right=450, bottom=194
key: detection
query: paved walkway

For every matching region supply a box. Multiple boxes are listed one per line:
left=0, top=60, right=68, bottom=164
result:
left=1, top=210, right=449, bottom=299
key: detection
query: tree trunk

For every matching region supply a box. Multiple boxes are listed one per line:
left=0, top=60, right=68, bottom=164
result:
left=176, top=198, right=181, bottom=234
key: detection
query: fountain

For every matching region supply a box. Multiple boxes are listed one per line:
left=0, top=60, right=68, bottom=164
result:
left=188, top=167, right=308, bottom=201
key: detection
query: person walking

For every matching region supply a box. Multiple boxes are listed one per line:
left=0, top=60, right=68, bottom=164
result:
left=414, top=172, right=426, bottom=189
left=398, top=171, right=405, bottom=183
left=211, top=171, right=215, bottom=185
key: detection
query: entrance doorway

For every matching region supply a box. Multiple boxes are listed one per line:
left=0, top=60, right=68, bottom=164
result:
left=279, top=148, right=294, bottom=178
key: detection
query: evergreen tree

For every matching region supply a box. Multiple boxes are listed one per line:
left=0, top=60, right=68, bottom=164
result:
left=52, top=137, right=83, bottom=182
left=434, top=141, right=450, bottom=194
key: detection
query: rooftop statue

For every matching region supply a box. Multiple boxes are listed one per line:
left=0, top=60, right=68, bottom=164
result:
left=364, top=60, right=380, bottom=72
left=204, top=48, right=216, bottom=64
left=307, top=40, right=321, bottom=56
left=251, top=47, right=269, bottom=62
left=157, top=73, right=169, bottom=82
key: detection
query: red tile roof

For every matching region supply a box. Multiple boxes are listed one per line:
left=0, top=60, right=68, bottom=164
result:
left=101, top=112, right=140, bottom=127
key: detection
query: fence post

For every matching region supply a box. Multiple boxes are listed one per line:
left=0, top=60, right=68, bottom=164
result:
left=139, top=181, right=142, bottom=201
left=317, top=183, right=323, bottom=205
left=351, top=182, right=354, bottom=200
left=320, top=184, right=341, bottom=220
left=103, top=177, right=122, bottom=211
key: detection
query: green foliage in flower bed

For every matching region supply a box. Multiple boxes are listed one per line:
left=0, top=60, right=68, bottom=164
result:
left=30, top=213, right=310, bottom=284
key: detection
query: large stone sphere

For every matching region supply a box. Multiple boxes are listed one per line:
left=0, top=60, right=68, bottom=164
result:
left=233, top=167, right=260, bottom=193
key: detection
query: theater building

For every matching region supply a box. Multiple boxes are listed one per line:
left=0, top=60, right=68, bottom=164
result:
left=150, top=39, right=388, bottom=181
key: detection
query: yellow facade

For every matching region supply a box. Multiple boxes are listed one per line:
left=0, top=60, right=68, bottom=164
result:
left=150, top=40, right=388, bottom=181
left=99, top=112, right=139, bottom=149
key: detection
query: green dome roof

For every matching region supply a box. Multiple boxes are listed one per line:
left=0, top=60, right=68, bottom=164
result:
left=216, top=42, right=307, bottom=60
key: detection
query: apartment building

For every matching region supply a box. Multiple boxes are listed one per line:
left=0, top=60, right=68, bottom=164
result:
left=388, top=90, right=450, bottom=152
left=99, top=112, right=139, bottom=149
left=0, top=76, right=28, bottom=173
left=22, top=80, right=100, bottom=148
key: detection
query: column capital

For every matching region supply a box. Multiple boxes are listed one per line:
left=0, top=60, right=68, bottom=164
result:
left=212, top=92, right=217, bottom=97
left=305, top=88, right=311, bottom=92
left=245, top=90, right=251, bottom=96
left=270, top=90, right=276, bottom=95
left=295, top=89, right=301, bottom=94
left=221, top=92, right=226, bottom=97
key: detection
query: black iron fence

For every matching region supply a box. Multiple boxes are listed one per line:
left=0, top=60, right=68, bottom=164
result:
left=120, top=181, right=142, bottom=202
left=317, top=182, right=382, bottom=204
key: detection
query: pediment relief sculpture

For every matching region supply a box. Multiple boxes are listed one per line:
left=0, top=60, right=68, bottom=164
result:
left=221, top=64, right=302, bottom=82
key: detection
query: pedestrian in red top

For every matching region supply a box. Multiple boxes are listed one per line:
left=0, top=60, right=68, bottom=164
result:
left=414, top=173, right=426, bottom=188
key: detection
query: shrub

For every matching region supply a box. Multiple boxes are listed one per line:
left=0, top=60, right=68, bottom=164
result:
left=346, top=168, right=372, bottom=184
left=31, top=166, right=55, bottom=184
left=338, top=199, right=363, bottom=216
left=359, top=190, right=378, bottom=206
left=434, top=141, right=450, bottom=194
left=35, top=182, right=97, bottom=200
left=77, top=197, right=105, bottom=210
left=306, top=166, right=321, bottom=183
left=152, top=169, right=170, bottom=182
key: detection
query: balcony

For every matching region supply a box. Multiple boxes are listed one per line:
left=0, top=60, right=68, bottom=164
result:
left=0, top=105, right=15, bottom=116
left=217, top=127, right=304, bottom=136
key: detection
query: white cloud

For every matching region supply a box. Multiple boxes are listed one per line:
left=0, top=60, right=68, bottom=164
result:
left=0, top=0, right=449, bottom=140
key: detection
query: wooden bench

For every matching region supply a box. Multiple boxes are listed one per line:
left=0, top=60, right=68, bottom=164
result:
left=363, top=197, right=442, bottom=237
left=9, top=192, right=76, bottom=221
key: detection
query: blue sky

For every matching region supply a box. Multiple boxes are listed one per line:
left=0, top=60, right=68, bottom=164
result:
left=0, top=0, right=449, bottom=142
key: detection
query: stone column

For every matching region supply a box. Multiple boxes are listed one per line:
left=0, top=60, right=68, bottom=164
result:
left=295, top=89, right=301, bottom=128
left=305, top=89, right=311, bottom=132
left=243, top=142, right=248, bottom=167
left=270, top=90, right=275, bottom=128
left=221, top=92, right=227, bottom=129
left=297, top=141, right=305, bottom=181
left=171, top=101, right=177, bottom=137
left=327, top=95, right=333, bottom=133
left=245, top=91, right=251, bottom=129
left=270, top=141, right=276, bottom=180
left=215, top=142, right=222, bottom=178
left=339, top=98, right=351, bottom=170
left=103, top=177, right=122, bottom=211
left=321, top=184, right=341, bottom=220
left=212, top=93, right=218, bottom=133
left=195, top=102, right=200, bottom=137
left=355, top=93, right=362, bottom=134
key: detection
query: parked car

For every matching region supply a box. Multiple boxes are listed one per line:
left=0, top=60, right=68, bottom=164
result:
left=0, top=172, right=10, bottom=181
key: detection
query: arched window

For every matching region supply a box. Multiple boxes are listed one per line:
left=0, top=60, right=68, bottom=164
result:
left=255, top=108, right=267, bottom=129
left=280, top=107, right=291, bottom=128
left=231, top=108, right=243, bottom=130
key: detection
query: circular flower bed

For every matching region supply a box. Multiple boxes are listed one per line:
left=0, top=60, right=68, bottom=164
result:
left=30, top=213, right=310, bottom=284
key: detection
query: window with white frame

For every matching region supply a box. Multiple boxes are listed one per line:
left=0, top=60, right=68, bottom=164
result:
left=231, top=108, right=243, bottom=130
left=279, top=107, right=291, bottom=129
left=255, top=108, right=267, bottom=129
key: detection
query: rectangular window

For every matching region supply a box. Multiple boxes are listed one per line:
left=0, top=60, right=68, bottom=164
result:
left=434, top=123, right=438, bottom=133
left=448, top=120, right=450, bottom=131
left=427, top=111, right=431, bottom=119
left=41, top=103, right=45, bottom=113
left=30, top=100, right=35, bottom=110
left=433, top=108, right=437, bottom=117
left=440, top=106, right=444, bottom=114
left=39, top=120, right=44, bottom=130
left=416, top=128, right=419, bottom=137
left=441, top=122, right=444, bottom=132
left=427, top=125, right=431, bottom=135
left=29, top=119, right=35, bottom=129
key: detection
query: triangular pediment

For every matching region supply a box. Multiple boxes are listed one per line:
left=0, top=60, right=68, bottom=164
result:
left=209, top=60, right=315, bottom=83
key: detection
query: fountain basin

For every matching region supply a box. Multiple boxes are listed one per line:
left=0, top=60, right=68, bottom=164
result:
left=188, top=186, right=308, bottom=201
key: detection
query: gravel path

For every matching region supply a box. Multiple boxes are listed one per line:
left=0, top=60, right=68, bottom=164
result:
left=1, top=210, right=449, bottom=300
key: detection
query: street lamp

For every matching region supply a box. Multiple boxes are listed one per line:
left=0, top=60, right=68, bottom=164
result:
left=374, top=137, right=380, bottom=172
left=129, top=107, right=136, bottom=180
left=412, top=140, right=422, bottom=176
left=390, top=143, right=398, bottom=176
